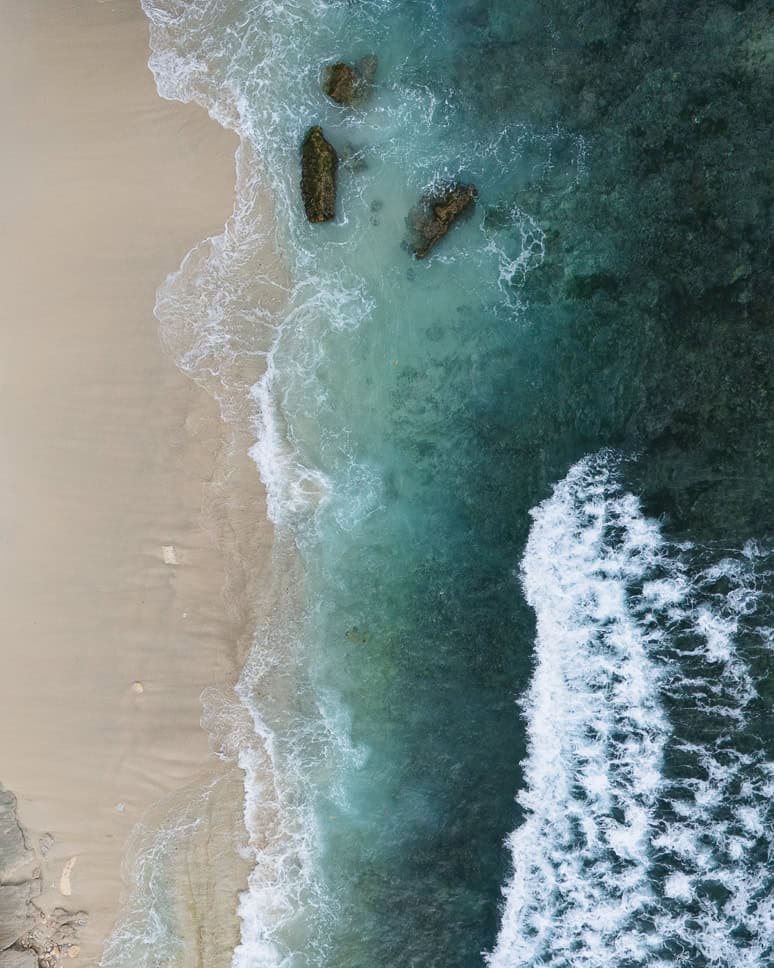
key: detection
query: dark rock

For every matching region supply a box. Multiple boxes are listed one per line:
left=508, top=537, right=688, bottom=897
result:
left=407, top=183, right=478, bottom=258
left=323, top=56, right=378, bottom=106
left=300, top=126, right=337, bottom=223
left=323, top=63, right=359, bottom=105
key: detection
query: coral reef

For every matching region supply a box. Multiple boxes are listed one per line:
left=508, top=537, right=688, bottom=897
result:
left=454, top=0, right=773, bottom=538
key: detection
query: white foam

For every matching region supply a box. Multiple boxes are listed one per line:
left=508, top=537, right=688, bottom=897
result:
left=487, top=452, right=671, bottom=967
left=135, top=1, right=339, bottom=959
left=664, top=872, right=693, bottom=901
left=481, top=203, right=545, bottom=307
left=488, top=451, right=774, bottom=967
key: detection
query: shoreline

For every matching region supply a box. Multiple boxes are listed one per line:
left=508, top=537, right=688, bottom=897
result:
left=0, top=1, right=276, bottom=963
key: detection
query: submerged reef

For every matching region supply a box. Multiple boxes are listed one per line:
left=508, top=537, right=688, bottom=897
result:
left=338, top=141, right=369, bottom=174
left=322, top=55, right=378, bottom=106
left=453, top=0, right=773, bottom=540
left=407, top=183, right=478, bottom=258
left=301, top=125, right=338, bottom=222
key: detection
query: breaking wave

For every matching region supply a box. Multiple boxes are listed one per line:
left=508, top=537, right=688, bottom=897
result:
left=490, top=451, right=774, bottom=967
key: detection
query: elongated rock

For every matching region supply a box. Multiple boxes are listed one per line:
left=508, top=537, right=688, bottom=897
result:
left=408, top=183, right=478, bottom=258
left=301, top=126, right=337, bottom=223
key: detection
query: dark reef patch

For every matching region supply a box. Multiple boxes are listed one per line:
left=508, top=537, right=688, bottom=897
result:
left=453, top=0, right=773, bottom=541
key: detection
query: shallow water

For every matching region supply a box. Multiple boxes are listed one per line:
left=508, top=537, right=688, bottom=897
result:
left=113, top=0, right=774, bottom=964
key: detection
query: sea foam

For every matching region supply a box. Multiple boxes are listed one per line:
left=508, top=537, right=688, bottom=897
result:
left=489, top=452, right=774, bottom=967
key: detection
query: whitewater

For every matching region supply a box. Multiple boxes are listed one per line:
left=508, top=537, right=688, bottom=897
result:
left=491, top=453, right=774, bottom=967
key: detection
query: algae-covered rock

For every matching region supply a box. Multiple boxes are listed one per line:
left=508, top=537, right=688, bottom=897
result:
left=323, top=63, right=359, bottom=104
left=301, top=126, right=338, bottom=223
left=323, top=56, right=378, bottom=106
left=407, top=183, right=478, bottom=258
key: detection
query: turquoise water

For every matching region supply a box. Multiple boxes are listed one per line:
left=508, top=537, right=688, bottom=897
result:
left=136, top=0, right=772, bottom=964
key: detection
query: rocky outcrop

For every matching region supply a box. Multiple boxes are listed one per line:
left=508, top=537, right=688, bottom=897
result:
left=407, top=183, right=478, bottom=258
left=301, top=126, right=338, bottom=223
left=14, top=907, right=85, bottom=967
left=0, top=951, right=36, bottom=968
left=0, top=787, right=36, bottom=954
left=0, top=787, right=85, bottom=967
left=322, top=56, right=378, bottom=106
left=323, top=63, right=358, bottom=104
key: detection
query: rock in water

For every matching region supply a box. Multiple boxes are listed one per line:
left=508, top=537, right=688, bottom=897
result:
left=301, top=126, right=338, bottom=223
left=407, top=183, right=478, bottom=258
left=323, top=63, right=359, bottom=104
left=322, top=57, right=378, bottom=106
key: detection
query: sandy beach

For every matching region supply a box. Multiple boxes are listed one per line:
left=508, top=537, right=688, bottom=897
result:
left=0, top=1, right=273, bottom=963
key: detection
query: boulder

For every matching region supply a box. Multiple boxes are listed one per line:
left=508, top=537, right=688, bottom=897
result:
left=407, top=183, right=478, bottom=258
left=323, top=63, right=359, bottom=105
left=300, top=126, right=338, bottom=223
left=322, top=56, right=377, bottom=106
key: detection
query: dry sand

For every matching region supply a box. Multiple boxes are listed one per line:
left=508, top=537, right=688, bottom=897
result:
left=0, top=1, right=274, bottom=963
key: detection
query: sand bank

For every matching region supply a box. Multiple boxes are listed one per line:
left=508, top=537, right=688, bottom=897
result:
left=0, top=1, right=274, bottom=963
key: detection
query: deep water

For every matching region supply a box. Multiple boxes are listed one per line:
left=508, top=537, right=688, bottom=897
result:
left=137, top=0, right=773, bottom=964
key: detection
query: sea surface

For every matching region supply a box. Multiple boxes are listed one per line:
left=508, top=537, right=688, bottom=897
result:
left=107, top=0, right=773, bottom=965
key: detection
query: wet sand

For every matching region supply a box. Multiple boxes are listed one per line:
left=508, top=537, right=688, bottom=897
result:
left=0, top=1, right=271, bottom=962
